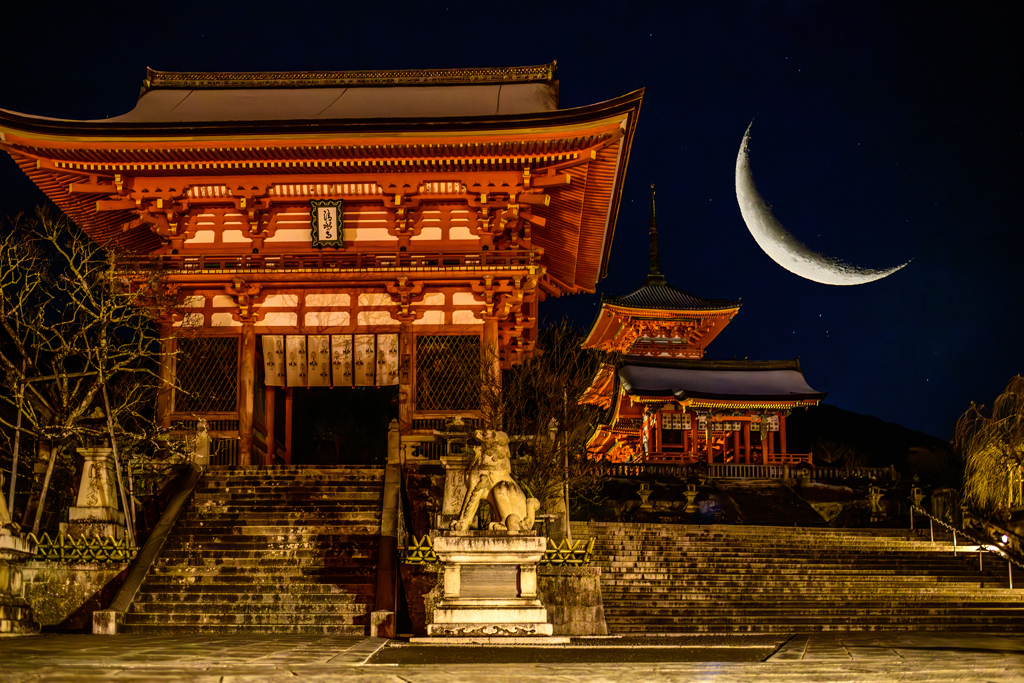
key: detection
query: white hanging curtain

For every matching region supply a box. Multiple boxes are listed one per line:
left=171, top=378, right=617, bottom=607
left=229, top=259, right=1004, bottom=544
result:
left=377, top=334, right=399, bottom=386
left=354, top=334, right=376, bottom=386
left=307, top=335, right=331, bottom=387
left=331, top=335, right=354, bottom=387
left=262, top=335, right=286, bottom=387
left=286, top=335, right=307, bottom=387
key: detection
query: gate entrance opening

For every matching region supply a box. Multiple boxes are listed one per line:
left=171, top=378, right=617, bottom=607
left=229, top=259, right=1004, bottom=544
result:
left=288, top=386, right=398, bottom=466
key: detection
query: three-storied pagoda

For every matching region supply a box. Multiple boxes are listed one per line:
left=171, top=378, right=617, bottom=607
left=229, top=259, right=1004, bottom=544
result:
left=581, top=188, right=825, bottom=465
left=0, top=63, right=642, bottom=466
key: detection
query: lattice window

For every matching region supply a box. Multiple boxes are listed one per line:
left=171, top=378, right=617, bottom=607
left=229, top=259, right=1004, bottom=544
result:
left=174, top=337, right=239, bottom=413
left=416, top=335, right=480, bottom=411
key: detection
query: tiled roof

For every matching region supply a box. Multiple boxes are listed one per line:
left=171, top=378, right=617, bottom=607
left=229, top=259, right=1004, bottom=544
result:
left=604, top=282, right=741, bottom=312
left=617, top=358, right=826, bottom=402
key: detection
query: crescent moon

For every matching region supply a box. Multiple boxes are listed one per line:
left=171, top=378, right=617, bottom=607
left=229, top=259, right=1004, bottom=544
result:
left=735, top=121, right=908, bottom=285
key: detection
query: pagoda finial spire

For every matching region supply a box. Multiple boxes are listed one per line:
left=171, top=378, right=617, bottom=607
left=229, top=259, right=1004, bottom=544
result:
left=646, top=183, right=666, bottom=285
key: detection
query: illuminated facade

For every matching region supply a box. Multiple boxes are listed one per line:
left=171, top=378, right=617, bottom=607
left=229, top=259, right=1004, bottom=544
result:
left=0, top=64, right=642, bottom=465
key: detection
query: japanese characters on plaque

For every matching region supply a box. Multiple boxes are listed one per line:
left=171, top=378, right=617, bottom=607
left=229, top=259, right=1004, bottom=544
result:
left=310, top=199, right=344, bottom=249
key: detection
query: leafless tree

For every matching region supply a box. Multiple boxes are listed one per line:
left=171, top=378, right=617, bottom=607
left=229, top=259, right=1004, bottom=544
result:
left=494, top=322, right=606, bottom=539
left=0, top=207, right=187, bottom=535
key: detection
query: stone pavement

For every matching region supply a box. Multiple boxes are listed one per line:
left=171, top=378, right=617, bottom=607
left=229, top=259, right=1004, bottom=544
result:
left=0, top=632, right=1021, bottom=682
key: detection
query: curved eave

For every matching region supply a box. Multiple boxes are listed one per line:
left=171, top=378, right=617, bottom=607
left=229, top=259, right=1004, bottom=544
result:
left=581, top=300, right=739, bottom=351
left=603, top=302, right=741, bottom=318
left=0, top=89, right=642, bottom=286
left=0, top=88, right=643, bottom=141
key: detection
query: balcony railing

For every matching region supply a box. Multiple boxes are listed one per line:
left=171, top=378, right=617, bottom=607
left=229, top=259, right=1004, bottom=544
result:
left=121, top=250, right=538, bottom=274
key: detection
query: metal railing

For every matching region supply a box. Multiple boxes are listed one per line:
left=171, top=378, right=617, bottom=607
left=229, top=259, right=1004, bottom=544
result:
left=911, top=502, right=1023, bottom=589
left=539, top=537, right=595, bottom=566
left=398, top=534, right=596, bottom=567
left=28, top=532, right=137, bottom=564
left=399, top=535, right=439, bottom=565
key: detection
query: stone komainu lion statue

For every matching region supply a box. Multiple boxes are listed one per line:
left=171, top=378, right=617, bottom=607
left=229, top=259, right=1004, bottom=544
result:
left=450, top=430, right=540, bottom=533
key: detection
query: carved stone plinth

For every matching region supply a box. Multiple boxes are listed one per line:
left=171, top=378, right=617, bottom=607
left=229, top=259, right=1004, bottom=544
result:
left=0, top=531, right=39, bottom=634
left=67, top=446, right=126, bottom=540
left=417, top=532, right=567, bottom=642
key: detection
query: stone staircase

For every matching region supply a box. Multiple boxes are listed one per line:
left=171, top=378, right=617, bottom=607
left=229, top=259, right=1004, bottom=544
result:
left=121, top=465, right=384, bottom=634
left=573, top=521, right=1024, bottom=633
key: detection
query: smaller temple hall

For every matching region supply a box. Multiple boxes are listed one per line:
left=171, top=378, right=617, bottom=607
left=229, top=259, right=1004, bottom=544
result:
left=580, top=188, right=826, bottom=466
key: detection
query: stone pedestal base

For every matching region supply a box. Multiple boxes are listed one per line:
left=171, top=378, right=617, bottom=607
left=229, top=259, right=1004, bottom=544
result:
left=67, top=507, right=126, bottom=540
left=0, top=532, right=39, bottom=635
left=425, top=532, right=559, bottom=640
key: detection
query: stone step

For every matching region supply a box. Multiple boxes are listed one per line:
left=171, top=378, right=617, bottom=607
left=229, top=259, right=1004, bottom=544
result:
left=605, top=604, right=1024, bottom=616
left=192, top=499, right=382, bottom=508
left=577, top=528, right=921, bottom=536
left=597, top=561, right=1002, bottom=574
left=132, top=591, right=372, bottom=605
left=163, top=532, right=381, bottom=545
left=135, top=582, right=375, bottom=596
left=119, top=623, right=368, bottom=635
left=168, top=528, right=385, bottom=536
left=157, top=551, right=377, bottom=563
left=602, top=618, right=1024, bottom=626
left=598, top=557, right=987, bottom=569
left=601, top=584, right=1011, bottom=596
left=177, top=512, right=383, bottom=523
left=602, top=621, right=1024, bottom=633
left=592, top=539, right=951, bottom=550
left=606, top=597, right=1024, bottom=607
left=147, top=567, right=376, bottom=580
left=124, top=612, right=369, bottom=627
left=129, top=600, right=369, bottom=615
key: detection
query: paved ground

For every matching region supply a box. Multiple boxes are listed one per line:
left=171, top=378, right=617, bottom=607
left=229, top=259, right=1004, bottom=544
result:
left=0, top=633, right=1021, bottom=682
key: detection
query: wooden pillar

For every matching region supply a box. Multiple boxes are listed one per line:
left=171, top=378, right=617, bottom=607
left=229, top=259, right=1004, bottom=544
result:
left=481, top=318, right=501, bottom=424
left=780, top=413, right=788, bottom=455
left=265, top=386, right=276, bottom=466
left=284, top=387, right=294, bottom=465
left=653, top=412, right=661, bottom=457
left=766, top=420, right=775, bottom=461
left=743, top=421, right=751, bottom=465
left=157, top=326, right=174, bottom=429
left=398, top=321, right=414, bottom=432
left=238, top=323, right=256, bottom=466
left=732, top=430, right=740, bottom=464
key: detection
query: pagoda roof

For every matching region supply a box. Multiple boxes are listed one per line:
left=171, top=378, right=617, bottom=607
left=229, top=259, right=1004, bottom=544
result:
left=0, top=63, right=642, bottom=293
left=102, top=64, right=559, bottom=124
left=617, top=357, right=826, bottom=404
left=604, top=281, right=741, bottom=312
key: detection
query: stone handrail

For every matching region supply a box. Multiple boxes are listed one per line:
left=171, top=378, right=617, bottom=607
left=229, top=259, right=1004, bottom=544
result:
left=92, top=462, right=204, bottom=634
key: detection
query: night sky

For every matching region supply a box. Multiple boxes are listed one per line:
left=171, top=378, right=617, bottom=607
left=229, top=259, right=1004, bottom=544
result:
left=0, top=2, right=1020, bottom=440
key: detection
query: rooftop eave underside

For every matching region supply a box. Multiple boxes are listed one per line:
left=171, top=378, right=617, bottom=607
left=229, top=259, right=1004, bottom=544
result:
left=620, top=387, right=828, bottom=402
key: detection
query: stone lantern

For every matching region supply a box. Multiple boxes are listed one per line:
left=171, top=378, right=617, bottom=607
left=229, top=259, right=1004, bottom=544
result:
left=67, top=407, right=126, bottom=540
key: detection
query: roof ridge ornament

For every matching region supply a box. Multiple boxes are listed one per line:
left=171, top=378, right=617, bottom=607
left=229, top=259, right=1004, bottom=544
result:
left=646, top=183, right=666, bottom=286
left=141, top=62, right=558, bottom=94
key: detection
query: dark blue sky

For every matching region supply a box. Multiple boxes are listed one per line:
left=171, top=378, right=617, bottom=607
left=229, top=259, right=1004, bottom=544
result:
left=1, top=2, right=1020, bottom=439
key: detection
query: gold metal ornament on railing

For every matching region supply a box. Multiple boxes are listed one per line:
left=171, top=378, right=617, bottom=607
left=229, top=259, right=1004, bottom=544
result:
left=27, top=532, right=137, bottom=564
left=540, top=537, right=595, bottom=566
left=399, top=535, right=440, bottom=565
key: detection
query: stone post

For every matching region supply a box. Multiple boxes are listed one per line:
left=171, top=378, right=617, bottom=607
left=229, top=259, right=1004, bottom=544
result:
left=0, top=531, right=39, bottom=634
left=67, top=444, right=126, bottom=540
